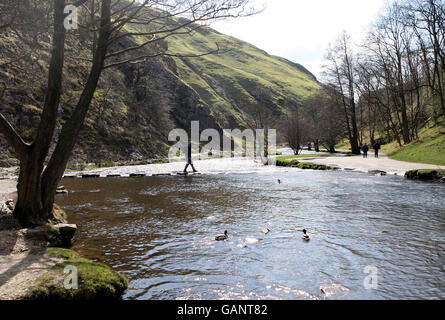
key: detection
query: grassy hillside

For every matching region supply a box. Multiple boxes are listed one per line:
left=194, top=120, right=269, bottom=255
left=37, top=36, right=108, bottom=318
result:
left=382, top=123, right=445, bottom=166
left=166, top=26, right=321, bottom=127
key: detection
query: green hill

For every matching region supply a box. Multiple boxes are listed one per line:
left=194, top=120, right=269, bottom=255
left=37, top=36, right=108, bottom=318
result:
left=166, top=26, right=320, bottom=127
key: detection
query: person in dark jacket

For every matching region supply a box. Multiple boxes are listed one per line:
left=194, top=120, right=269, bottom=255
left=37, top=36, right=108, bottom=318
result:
left=183, top=141, right=198, bottom=173
left=373, top=141, right=381, bottom=158
left=362, top=144, right=369, bottom=158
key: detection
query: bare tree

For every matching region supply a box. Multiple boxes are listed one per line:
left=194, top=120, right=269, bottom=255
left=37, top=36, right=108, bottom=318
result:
left=284, top=111, right=302, bottom=155
left=320, top=0, right=444, bottom=154
left=322, top=32, right=361, bottom=154
left=404, top=0, right=445, bottom=116
left=301, top=89, right=345, bottom=153
left=244, top=88, right=276, bottom=160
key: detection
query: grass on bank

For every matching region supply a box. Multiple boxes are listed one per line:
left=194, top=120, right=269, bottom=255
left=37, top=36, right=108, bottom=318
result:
left=383, top=125, right=445, bottom=166
left=275, top=156, right=332, bottom=170
left=275, top=154, right=334, bottom=162
left=26, top=248, right=128, bottom=300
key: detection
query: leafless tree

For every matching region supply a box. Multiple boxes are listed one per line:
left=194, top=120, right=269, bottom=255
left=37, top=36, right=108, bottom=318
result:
left=301, top=89, right=345, bottom=153
left=284, top=111, right=303, bottom=155
left=322, top=32, right=361, bottom=154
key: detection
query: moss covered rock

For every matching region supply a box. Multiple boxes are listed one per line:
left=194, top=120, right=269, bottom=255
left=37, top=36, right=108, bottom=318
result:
left=405, top=169, right=445, bottom=181
left=296, top=162, right=331, bottom=170
left=25, top=248, right=128, bottom=300
left=276, top=158, right=331, bottom=170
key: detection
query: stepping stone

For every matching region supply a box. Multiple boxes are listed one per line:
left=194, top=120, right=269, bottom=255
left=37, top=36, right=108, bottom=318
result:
left=82, top=174, right=100, bottom=178
left=107, top=174, right=121, bottom=178
left=55, top=189, right=69, bottom=195
left=152, top=173, right=171, bottom=177
left=176, top=172, right=202, bottom=176
left=368, top=170, right=387, bottom=176
left=130, top=173, right=145, bottom=177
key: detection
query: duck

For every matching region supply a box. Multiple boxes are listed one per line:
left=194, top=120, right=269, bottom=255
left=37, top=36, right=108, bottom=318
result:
left=302, top=229, right=310, bottom=241
left=215, top=230, right=228, bottom=241
left=262, top=228, right=270, bottom=235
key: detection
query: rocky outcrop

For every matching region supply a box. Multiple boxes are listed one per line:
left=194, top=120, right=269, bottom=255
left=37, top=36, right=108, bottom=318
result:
left=276, top=158, right=332, bottom=170
left=369, top=170, right=387, bottom=176
left=405, top=169, right=445, bottom=182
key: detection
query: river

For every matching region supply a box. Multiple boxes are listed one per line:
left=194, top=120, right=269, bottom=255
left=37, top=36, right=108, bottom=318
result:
left=56, top=152, right=445, bottom=300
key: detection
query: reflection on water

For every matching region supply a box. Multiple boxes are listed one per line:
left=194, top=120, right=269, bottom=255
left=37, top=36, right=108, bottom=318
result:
left=57, top=157, right=445, bottom=300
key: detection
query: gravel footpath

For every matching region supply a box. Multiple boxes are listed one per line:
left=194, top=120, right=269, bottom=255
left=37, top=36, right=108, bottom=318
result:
left=309, top=154, right=445, bottom=175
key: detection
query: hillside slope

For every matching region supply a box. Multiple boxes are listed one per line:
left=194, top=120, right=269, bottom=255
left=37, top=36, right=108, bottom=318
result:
left=383, top=122, right=445, bottom=166
left=0, top=14, right=320, bottom=167
left=166, top=26, right=320, bottom=128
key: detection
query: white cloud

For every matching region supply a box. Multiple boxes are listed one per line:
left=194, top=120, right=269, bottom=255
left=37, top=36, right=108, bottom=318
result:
left=212, top=0, right=388, bottom=79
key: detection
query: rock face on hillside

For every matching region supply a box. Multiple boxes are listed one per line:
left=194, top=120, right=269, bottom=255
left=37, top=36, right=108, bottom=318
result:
left=0, top=15, right=319, bottom=167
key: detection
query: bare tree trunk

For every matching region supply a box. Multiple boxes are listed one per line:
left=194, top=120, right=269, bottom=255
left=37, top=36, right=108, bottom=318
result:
left=11, top=0, right=66, bottom=226
left=41, top=0, right=112, bottom=214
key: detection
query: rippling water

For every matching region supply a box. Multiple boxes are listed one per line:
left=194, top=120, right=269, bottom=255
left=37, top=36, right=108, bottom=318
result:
left=57, top=156, right=445, bottom=300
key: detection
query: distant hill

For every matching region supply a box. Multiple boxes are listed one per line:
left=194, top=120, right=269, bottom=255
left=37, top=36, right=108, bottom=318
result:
left=166, top=25, right=320, bottom=128
left=0, top=10, right=320, bottom=167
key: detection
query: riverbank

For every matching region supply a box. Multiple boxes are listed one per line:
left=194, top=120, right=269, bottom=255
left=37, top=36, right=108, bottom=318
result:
left=307, top=154, right=445, bottom=175
left=0, top=220, right=128, bottom=300
left=0, top=188, right=128, bottom=300
left=0, top=245, right=128, bottom=300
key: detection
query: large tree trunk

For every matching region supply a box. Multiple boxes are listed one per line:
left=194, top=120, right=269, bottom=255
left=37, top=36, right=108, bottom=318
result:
left=8, top=0, right=111, bottom=225
left=41, top=0, right=111, bottom=214
left=10, top=0, right=66, bottom=227
left=14, top=154, right=45, bottom=226
left=349, top=99, right=361, bottom=154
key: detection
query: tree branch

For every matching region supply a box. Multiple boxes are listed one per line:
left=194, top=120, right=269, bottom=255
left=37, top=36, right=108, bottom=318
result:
left=0, top=110, right=29, bottom=159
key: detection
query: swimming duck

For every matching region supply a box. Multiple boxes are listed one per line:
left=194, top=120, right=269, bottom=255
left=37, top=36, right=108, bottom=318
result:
left=215, top=230, right=228, bottom=241
left=262, top=228, right=270, bottom=234
left=302, top=229, right=310, bottom=241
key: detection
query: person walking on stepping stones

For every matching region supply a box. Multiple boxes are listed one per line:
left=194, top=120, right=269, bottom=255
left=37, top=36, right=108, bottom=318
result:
left=184, top=141, right=198, bottom=173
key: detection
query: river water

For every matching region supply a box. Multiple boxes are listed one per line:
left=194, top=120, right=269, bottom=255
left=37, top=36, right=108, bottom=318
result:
left=57, top=153, right=445, bottom=300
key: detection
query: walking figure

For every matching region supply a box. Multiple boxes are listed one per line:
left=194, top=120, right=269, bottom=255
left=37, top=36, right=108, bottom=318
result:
left=373, top=141, right=381, bottom=158
left=184, top=141, right=198, bottom=173
left=362, top=144, right=369, bottom=158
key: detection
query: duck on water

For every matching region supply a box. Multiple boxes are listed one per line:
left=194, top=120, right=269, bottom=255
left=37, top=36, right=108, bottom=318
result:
left=302, top=229, right=310, bottom=241
left=215, top=230, right=228, bottom=241
left=216, top=229, right=309, bottom=241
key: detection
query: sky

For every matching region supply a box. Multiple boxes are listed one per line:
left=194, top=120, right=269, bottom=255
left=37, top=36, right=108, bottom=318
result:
left=211, top=0, right=388, bottom=79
